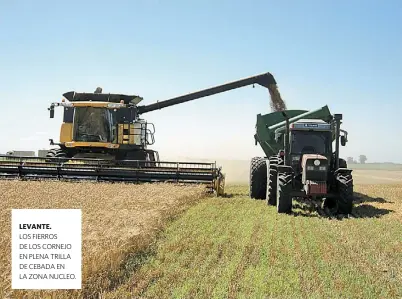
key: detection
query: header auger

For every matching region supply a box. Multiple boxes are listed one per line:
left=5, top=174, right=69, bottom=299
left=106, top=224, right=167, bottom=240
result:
left=0, top=72, right=283, bottom=195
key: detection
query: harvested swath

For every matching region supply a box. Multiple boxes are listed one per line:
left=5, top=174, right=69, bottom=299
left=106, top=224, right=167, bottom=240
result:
left=267, top=83, right=287, bottom=112
left=0, top=181, right=206, bottom=299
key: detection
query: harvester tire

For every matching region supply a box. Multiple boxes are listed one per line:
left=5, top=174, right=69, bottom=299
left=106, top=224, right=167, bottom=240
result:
left=249, top=157, right=267, bottom=200
left=45, top=148, right=67, bottom=162
left=276, top=173, right=293, bottom=214
left=266, top=157, right=279, bottom=206
left=336, top=172, right=354, bottom=214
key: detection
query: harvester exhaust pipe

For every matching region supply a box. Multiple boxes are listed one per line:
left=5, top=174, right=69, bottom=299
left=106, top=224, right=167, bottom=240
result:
left=48, top=104, right=55, bottom=119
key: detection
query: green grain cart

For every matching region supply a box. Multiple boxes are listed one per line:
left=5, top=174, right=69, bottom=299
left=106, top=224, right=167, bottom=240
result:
left=250, top=105, right=353, bottom=214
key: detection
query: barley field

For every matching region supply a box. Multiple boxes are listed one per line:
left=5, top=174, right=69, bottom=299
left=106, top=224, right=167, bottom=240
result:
left=0, top=181, right=207, bottom=299
left=1, top=176, right=402, bottom=299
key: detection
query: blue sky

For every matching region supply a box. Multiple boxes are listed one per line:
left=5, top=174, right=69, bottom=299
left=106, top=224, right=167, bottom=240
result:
left=0, top=0, right=401, bottom=162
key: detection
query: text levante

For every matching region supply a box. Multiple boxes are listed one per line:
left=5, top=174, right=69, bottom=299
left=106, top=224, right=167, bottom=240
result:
left=19, top=224, right=52, bottom=229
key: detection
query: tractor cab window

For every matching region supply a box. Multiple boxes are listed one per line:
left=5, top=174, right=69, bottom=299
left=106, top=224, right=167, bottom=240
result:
left=290, top=131, right=331, bottom=155
left=73, top=107, right=113, bottom=142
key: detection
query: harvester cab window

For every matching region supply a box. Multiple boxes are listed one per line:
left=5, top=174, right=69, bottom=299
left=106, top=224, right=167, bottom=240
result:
left=73, top=107, right=112, bottom=142
left=109, top=109, right=118, bottom=143
left=291, top=131, right=331, bottom=155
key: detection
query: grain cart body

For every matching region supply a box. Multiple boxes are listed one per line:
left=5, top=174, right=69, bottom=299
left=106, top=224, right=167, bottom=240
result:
left=254, top=106, right=333, bottom=157
left=249, top=105, right=354, bottom=215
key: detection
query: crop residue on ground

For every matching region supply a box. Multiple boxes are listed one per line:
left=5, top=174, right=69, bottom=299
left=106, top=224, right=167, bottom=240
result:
left=0, top=180, right=206, bottom=299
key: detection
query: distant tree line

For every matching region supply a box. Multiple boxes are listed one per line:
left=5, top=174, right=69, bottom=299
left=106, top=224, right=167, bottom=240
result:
left=347, top=155, right=367, bottom=164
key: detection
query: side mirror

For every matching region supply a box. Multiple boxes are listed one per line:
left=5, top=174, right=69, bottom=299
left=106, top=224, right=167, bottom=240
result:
left=275, top=132, right=282, bottom=142
left=48, top=106, right=54, bottom=118
left=341, top=135, right=346, bottom=146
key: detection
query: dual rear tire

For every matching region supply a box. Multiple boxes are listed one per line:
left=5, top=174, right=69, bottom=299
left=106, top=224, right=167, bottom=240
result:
left=249, top=157, right=267, bottom=199
left=249, top=155, right=282, bottom=203
left=266, top=157, right=280, bottom=206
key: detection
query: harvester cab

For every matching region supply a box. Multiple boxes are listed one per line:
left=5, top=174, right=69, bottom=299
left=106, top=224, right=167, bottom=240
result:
left=250, top=105, right=354, bottom=215
left=47, top=91, right=158, bottom=162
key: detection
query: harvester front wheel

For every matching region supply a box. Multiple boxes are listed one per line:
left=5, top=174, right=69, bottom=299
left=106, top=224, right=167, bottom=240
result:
left=45, top=148, right=68, bottom=162
left=249, top=157, right=267, bottom=200
left=266, top=157, right=279, bottom=206
left=336, top=172, right=354, bottom=214
left=276, top=173, right=293, bottom=214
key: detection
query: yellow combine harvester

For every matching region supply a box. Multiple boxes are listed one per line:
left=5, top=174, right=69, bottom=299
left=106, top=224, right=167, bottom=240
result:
left=46, top=89, right=157, bottom=162
left=0, top=72, right=282, bottom=195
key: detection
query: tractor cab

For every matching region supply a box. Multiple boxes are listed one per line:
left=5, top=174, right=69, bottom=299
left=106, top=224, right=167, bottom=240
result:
left=282, top=119, right=334, bottom=192
left=288, top=119, right=333, bottom=169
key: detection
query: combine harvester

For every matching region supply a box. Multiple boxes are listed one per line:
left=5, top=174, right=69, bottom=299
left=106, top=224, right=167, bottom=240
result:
left=0, top=72, right=284, bottom=195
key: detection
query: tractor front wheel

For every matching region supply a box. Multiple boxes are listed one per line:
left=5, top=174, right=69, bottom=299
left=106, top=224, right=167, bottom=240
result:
left=276, top=173, right=293, bottom=213
left=249, top=157, right=267, bottom=200
left=336, top=172, right=354, bottom=214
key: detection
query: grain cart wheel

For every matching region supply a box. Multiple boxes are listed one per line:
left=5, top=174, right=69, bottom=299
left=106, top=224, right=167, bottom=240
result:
left=336, top=172, right=354, bottom=214
left=276, top=173, right=293, bottom=214
left=249, top=157, right=267, bottom=200
left=45, top=148, right=67, bottom=162
left=266, top=157, right=279, bottom=206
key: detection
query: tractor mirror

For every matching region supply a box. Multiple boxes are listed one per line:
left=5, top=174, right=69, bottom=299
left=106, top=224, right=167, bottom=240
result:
left=341, top=135, right=346, bottom=146
left=49, top=106, right=55, bottom=118
left=275, top=132, right=282, bottom=142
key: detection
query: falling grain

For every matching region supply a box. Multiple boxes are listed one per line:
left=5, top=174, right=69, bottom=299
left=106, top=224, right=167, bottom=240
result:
left=267, top=83, right=287, bottom=112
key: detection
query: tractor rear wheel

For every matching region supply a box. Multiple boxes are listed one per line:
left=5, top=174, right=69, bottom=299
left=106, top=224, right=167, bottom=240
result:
left=336, top=172, right=354, bottom=214
left=266, top=157, right=279, bottom=205
left=249, top=157, right=267, bottom=200
left=276, top=173, right=293, bottom=213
